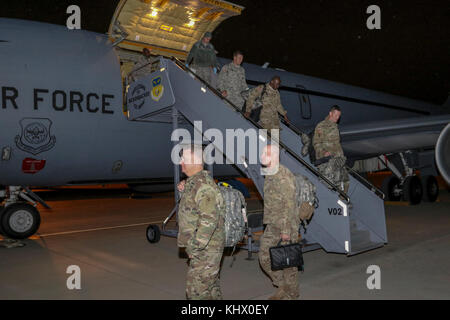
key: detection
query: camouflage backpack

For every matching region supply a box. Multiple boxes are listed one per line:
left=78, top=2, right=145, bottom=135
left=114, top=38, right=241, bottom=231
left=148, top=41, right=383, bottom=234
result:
left=241, top=84, right=268, bottom=122
left=294, top=174, right=318, bottom=225
left=217, top=182, right=247, bottom=247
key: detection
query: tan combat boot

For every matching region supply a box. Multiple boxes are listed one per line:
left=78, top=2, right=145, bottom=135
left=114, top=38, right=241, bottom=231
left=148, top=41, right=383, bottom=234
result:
left=283, top=286, right=300, bottom=300
left=268, top=288, right=289, bottom=300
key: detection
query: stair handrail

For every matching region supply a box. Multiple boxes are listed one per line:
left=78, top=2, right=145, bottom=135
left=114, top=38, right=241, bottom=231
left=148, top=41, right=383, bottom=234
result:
left=345, top=166, right=385, bottom=199
left=278, top=117, right=385, bottom=200
left=171, top=57, right=350, bottom=202
left=128, top=58, right=161, bottom=79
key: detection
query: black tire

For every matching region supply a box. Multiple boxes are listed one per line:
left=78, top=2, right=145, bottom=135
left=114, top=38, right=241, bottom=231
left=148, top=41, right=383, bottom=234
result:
left=0, top=206, right=4, bottom=235
left=381, top=176, right=402, bottom=201
left=421, top=175, right=439, bottom=202
left=146, top=224, right=161, bottom=243
left=402, top=176, right=423, bottom=205
left=1, top=203, right=41, bottom=239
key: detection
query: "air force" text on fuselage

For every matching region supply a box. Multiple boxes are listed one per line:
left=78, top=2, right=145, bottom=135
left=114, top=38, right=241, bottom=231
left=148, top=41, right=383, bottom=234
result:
left=1, top=86, right=115, bottom=114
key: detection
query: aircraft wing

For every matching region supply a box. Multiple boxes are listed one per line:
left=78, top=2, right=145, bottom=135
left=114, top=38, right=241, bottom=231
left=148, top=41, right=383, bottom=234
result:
left=340, top=114, right=450, bottom=159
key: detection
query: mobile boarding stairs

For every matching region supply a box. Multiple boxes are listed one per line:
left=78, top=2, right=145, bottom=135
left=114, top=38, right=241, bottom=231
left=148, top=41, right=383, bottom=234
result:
left=126, top=57, right=388, bottom=257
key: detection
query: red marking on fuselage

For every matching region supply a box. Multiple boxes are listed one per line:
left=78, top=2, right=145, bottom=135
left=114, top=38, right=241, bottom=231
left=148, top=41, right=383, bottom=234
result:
left=22, top=158, right=46, bottom=174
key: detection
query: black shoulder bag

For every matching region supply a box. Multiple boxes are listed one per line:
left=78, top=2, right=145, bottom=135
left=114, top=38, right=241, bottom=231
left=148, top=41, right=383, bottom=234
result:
left=269, top=240, right=304, bottom=271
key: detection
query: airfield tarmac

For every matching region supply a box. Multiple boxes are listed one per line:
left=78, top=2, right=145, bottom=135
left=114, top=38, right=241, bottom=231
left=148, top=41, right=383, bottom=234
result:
left=0, top=185, right=449, bottom=300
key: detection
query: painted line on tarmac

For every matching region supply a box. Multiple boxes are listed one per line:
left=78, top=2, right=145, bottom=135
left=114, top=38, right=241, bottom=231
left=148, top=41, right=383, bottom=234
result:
left=385, top=201, right=410, bottom=206
left=36, top=220, right=165, bottom=238
left=385, top=198, right=449, bottom=206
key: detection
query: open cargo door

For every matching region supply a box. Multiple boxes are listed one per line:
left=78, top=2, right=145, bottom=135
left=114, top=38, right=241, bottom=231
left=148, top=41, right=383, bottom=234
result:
left=108, top=0, right=244, bottom=59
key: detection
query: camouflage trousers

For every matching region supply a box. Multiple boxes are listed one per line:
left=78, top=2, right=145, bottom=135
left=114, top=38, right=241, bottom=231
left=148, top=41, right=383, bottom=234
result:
left=226, top=93, right=245, bottom=110
left=259, top=116, right=281, bottom=130
left=259, top=224, right=299, bottom=298
left=317, top=159, right=349, bottom=193
left=191, top=65, right=213, bottom=87
left=186, top=250, right=223, bottom=300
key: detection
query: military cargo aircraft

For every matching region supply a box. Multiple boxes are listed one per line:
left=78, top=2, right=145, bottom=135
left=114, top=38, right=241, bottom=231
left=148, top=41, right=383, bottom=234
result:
left=0, top=0, right=449, bottom=242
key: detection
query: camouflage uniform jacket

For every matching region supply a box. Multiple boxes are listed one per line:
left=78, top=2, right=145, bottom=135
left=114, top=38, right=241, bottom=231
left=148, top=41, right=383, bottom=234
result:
left=247, top=84, right=287, bottom=129
left=217, top=62, right=248, bottom=108
left=263, top=164, right=299, bottom=235
left=130, top=56, right=154, bottom=80
left=177, top=170, right=225, bottom=255
left=313, top=116, right=344, bottom=159
left=186, top=41, right=219, bottom=68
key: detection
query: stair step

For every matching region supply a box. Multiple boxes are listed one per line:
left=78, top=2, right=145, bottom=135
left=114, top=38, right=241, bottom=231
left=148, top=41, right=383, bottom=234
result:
left=351, top=230, right=371, bottom=244
left=348, top=241, right=384, bottom=256
left=139, top=58, right=388, bottom=256
left=351, top=229, right=369, bottom=237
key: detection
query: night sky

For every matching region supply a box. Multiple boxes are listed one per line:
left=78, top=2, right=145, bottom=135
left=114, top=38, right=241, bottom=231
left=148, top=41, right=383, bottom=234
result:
left=3, top=0, right=450, bottom=104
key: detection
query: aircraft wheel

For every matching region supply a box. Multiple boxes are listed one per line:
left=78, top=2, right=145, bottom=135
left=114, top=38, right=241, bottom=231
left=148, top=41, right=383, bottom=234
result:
left=421, top=175, right=439, bottom=202
left=0, top=206, right=4, bottom=235
left=381, top=176, right=402, bottom=201
left=402, top=176, right=423, bottom=205
left=1, top=203, right=41, bottom=239
left=146, top=224, right=161, bottom=243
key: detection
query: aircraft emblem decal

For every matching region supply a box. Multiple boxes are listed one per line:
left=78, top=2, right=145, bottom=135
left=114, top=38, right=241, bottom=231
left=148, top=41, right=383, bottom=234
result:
left=151, top=76, right=164, bottom=102
left=15, top=118, right=56, bottom=155
left=129, top=84, right=148, bottom=110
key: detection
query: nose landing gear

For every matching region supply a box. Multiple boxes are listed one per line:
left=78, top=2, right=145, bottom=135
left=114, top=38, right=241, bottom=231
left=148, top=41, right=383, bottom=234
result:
left=0, top=186, right=48, bottom=239
left=1, top=203, right=40, bottom=239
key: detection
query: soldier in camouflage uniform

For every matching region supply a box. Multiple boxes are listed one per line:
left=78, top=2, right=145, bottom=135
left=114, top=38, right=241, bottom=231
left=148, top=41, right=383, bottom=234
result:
left=313, top=105, right=349, bottom=193
left=259, top=145, right=301, bottom=300
left=177, top=145, right=226, bottom=300
left=245, top=76, right=289, bottom=130
left=217, top=50, right=248, bottom=110
left=129, top=47, right=154, bottom=81
left=186, top=32, right=219, bottom=86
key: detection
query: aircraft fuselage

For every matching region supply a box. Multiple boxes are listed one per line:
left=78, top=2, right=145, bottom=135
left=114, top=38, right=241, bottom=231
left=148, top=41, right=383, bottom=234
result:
left=0, top=18, right=446, bottom=187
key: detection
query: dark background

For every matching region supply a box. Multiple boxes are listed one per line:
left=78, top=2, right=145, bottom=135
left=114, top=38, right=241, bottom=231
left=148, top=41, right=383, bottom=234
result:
left=3, top=0, right=450, bottom=104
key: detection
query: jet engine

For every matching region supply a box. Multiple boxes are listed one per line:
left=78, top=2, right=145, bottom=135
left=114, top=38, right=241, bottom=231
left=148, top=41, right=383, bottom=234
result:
left=435, top=123, right=450, bottom=185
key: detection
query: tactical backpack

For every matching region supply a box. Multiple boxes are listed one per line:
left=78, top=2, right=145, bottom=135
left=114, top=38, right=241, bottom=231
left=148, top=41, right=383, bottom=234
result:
left=217, top=182, right=247, bottom=247
left=294, top=173, right=318, bottom=228
left=241, top=84, right=267, bottom=122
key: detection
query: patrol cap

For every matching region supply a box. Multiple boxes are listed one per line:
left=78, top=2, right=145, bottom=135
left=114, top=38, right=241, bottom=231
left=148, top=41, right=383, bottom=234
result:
left=203, top=31, right=213, bottom=39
